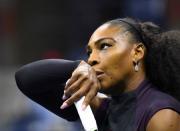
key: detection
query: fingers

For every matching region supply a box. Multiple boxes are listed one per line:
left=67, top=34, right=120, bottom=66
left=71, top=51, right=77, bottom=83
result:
left=60, top=60, right=101, bottom=110
left=63, top=76, right=87, bottom=99
left=60, top=81, right=91, bottom=109
left=64, top=60, right=90, bottom=91
left=82, top=83, right=99, bottom=110
left=61, top=81, right=100, bottom=110
left=64, top=73, right=80, bottom=90
left=63, top=61, right=91, bottom=99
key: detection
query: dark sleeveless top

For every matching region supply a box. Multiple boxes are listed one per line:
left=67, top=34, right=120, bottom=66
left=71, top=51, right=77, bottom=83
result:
left=97, top=79, right=180, bottom=131
left=15, top=59, right=180, bottom=131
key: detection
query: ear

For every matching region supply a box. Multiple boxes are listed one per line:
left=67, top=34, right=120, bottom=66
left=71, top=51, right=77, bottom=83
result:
left=131, top=43, right=146, bottom=62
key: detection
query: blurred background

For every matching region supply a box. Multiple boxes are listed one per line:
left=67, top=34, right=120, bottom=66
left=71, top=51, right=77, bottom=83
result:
left=0, top=0, right=179, bottom=131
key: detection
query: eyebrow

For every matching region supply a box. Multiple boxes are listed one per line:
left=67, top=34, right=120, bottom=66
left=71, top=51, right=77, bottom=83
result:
left=86, top=37, right=117, bottom=50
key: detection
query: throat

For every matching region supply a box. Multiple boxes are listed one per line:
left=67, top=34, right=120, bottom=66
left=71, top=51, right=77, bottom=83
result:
left=124, top=73, right=146, bottom=93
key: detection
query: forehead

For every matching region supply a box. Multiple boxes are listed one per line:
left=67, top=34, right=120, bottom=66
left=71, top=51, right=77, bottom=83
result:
left=88, top=23, right=124, bottom=45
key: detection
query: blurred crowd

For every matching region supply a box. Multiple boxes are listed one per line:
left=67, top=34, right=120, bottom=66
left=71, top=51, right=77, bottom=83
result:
left=0, top=0, right=180, bottom=131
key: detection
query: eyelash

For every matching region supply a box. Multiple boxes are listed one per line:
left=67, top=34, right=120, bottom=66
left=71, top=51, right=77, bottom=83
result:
left=87, top=43, right=112, bottom=56
left=100, top=43, right=112, bottom=50
left=87, top=50, right=92, bottom=56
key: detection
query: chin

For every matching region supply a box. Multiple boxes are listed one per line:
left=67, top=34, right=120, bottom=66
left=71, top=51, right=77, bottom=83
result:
left=99, top=81, right=123, bottom=95
left=99, top=85, right=114, bottom=95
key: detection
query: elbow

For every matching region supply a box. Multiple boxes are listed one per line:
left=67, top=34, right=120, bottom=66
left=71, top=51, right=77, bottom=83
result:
left=15, top=66, right=31, bottom=94
left=15, top=68, right=25, bottom=92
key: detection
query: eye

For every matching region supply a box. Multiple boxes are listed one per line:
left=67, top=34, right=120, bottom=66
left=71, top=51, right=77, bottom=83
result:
left=100, top=43, right=112, bottom=50
left=87, top=49, right=92, bottom=56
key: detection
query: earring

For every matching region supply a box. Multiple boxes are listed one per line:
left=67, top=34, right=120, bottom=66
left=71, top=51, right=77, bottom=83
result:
left=134, top=61, right=139, bottom=72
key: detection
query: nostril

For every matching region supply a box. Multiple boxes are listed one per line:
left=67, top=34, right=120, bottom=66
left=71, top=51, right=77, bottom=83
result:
left=91, top=61, right=98, bottom=66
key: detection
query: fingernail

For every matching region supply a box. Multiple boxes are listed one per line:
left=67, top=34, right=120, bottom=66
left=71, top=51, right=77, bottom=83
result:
left=60, top=102, right=68, bottom=109
left=82, top=104, right=87, bottom=111
left=65, top=79, right=70, bottom=86
left=62, top=94, right=67, bottom=100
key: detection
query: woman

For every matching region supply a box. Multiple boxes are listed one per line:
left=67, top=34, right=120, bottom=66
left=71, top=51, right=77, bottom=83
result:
left=15, top=18, right=180, bottom=131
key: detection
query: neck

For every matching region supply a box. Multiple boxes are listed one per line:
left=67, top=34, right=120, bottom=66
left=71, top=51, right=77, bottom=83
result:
left=124, top=70, right=146, bottom=93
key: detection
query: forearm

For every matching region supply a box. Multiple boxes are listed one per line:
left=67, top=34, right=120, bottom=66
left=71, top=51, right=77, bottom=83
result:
left=15, top=59, right=80, bottom=121
left=15, top=59, right=80, bottom=93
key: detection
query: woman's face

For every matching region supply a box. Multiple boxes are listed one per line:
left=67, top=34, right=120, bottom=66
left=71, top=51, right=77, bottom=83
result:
left=87, top=23, right=136, bottom=94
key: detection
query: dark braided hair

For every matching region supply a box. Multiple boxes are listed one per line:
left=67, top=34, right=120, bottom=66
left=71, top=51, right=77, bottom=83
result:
left=106, top=18, right=180, bottom=101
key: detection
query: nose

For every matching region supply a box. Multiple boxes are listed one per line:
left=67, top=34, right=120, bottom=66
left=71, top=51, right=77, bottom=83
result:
left=88, top=50, right=100, bottom=66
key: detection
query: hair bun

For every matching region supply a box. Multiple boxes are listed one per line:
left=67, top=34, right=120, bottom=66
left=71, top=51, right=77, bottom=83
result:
left=139, top=22, right=161, bottom=47
left=140, top=22, right=161, bottom=35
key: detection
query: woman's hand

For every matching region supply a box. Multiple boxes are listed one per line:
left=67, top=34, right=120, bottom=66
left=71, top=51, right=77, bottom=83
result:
left=60, top=60, right=101, bottom=110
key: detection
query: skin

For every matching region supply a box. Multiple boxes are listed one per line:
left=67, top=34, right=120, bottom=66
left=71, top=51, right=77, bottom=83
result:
left=61, top=23, right=145, bottom=108
left=86, top=24, right=146, bottom=94
left=147, top=109, right=180, bottom=131
left=61, top=23, right=180, bottom=130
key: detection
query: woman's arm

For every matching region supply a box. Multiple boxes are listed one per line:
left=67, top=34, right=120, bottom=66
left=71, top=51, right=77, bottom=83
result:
left=15, top=59, right=80, bottom=121
left=146, top=109, right=180, bottom=131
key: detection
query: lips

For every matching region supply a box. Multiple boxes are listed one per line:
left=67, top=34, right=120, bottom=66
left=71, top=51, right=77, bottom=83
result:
left=95, top=70, right=104, bottom=75
left=95, top=70, right=105, bottom=78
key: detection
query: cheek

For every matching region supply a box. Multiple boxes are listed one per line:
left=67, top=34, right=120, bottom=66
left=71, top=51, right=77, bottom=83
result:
left=100, top=49, right=133, bottom=85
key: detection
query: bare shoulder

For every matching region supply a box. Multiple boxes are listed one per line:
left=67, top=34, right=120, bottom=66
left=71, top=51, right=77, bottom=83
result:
left=146, top=109, right=180, bottom=131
